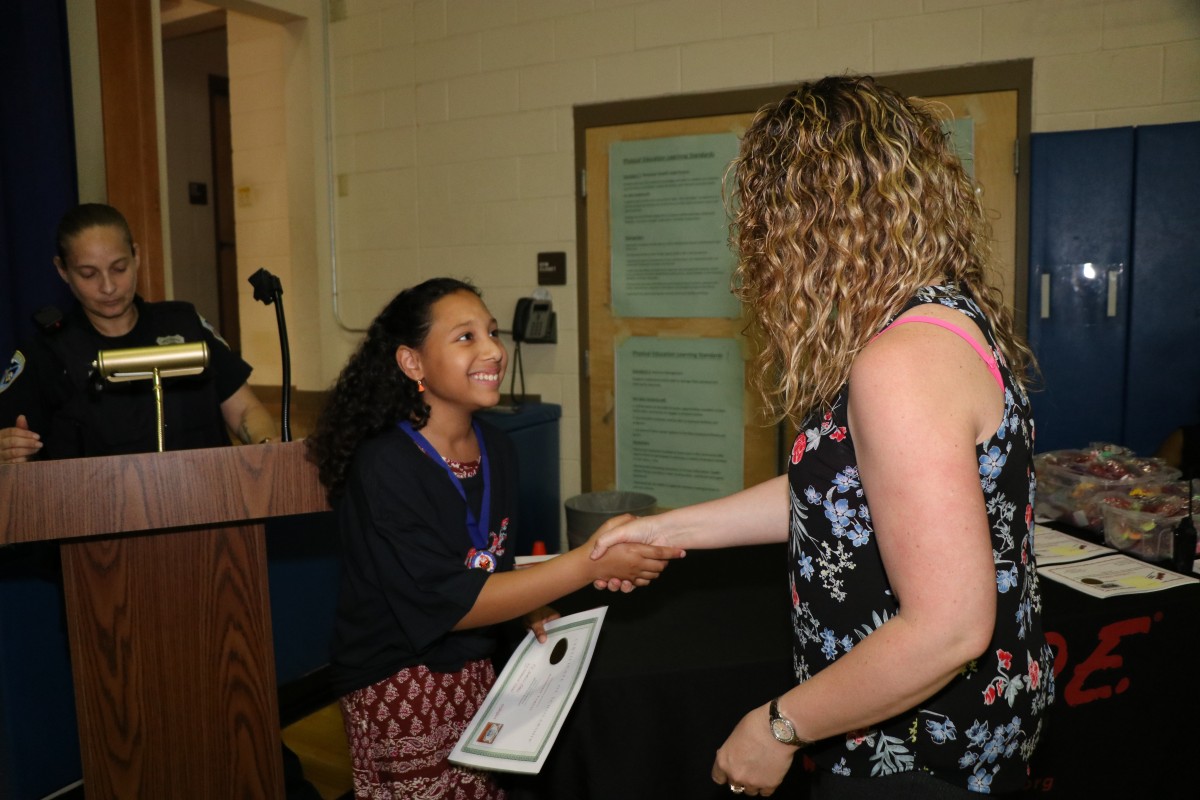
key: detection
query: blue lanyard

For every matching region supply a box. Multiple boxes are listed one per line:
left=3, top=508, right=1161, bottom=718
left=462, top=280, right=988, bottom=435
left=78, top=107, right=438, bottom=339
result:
left=398, top=420, right=491, bottom=551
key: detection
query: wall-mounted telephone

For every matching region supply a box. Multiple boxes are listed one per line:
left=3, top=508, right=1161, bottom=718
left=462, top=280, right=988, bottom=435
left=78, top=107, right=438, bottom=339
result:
left=513, top=297, right=555, bottom=343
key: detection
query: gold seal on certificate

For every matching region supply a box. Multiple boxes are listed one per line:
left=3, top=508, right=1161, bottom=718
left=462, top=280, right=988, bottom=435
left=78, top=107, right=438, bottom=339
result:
left=449, top=607, right=608, bottom=774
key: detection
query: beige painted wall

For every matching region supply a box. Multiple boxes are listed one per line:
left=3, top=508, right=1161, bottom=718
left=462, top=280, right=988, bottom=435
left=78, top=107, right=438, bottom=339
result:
left=316, top=0, right=1200, bottom=508
left=226, top=6, right=325, bottom=391
left=69, top=0, right=1200, bottom=516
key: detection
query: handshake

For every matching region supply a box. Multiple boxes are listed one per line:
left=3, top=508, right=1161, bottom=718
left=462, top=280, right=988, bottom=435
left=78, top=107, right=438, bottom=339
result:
left=583, top=513, right=684, bottom=594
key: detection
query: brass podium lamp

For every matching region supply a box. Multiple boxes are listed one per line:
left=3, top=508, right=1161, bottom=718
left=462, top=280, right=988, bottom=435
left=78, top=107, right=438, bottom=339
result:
left=93, top=342, right=209, bottom=452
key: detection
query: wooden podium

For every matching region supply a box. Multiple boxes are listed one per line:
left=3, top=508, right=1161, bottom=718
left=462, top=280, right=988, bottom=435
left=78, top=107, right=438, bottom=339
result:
left=0, top=441, right=328, bottom=799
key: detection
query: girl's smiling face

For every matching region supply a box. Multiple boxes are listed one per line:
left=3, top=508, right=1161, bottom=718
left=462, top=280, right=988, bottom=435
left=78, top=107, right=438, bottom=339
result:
left=399, top=290, right=507, bottom=420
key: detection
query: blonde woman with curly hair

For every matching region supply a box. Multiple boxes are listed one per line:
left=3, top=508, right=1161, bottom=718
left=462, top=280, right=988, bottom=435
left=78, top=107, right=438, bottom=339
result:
left=592, top=75, right=1054, bottom=798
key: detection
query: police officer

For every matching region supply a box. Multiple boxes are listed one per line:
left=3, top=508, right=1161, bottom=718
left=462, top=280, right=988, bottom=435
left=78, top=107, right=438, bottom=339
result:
left=0, top=203, right=275, bottom=463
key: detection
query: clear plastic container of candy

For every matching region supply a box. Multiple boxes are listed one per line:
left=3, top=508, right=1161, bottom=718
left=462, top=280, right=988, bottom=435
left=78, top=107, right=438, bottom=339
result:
left=1101, top=488, right=1193, bottom=561
left=1034, top=446, right=1182, bottom=531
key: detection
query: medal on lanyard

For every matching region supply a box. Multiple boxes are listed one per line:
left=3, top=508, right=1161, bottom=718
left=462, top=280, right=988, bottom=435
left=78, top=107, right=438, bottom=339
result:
left=398, top=420, right=492, bottom=556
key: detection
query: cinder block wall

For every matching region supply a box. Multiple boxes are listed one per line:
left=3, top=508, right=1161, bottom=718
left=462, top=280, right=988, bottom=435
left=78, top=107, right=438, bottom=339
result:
left=229, top=0, right=1200, bottom=508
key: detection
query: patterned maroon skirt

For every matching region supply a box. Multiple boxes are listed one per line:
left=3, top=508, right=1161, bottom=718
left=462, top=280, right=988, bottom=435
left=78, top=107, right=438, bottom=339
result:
left=340, top=658, right=508, bottom=800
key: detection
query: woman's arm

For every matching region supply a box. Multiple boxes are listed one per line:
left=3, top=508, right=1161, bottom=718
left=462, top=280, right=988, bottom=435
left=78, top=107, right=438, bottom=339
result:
left=590, top=474, right=791, bottom=557
left=453, top=537, right=683, bottom=631
left=783, top=319, right=1002, bottom=728
left=220, top=383, right=276, bottom=444
left=715, top=319, right=1004, bottom=792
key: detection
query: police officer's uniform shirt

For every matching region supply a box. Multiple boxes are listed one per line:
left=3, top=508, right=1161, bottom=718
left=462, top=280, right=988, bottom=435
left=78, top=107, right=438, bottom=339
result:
left=0, top=297, right=251, bottom=459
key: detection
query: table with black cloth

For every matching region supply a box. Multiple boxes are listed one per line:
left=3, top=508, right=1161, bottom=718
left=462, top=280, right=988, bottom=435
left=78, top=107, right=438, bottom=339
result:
left=524, top=543, right=1200, bottom=800
left=1027, top=555, right=1200, bottom=798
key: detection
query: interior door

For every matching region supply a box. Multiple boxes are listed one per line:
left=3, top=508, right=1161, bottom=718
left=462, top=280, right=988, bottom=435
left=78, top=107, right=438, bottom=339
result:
left=581, top=90, right=1019, bottom=497
left=584, top=114, right=771, bottom=499
left=932, top=90, right=1019, bottom=304
left=209, top=75, right=241, bottom=354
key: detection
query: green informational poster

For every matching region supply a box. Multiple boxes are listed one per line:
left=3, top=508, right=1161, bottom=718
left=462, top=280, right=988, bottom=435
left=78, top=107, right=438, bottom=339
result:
left=615, top=337, right=743, bottom=508
left=609, top=133, right=740, bottom=318
left=943, top=117, right=975, bottom=179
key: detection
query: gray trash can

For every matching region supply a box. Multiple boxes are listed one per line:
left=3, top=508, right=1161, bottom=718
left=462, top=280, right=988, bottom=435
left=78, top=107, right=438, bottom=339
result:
left=564, top=491, right=657, bottom=549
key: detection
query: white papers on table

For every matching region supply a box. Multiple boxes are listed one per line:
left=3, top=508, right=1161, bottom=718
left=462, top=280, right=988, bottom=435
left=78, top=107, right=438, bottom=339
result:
left=1037, top=553, right=1199, bottom=598
left=1033, top=525, right=1114, bottom=566
left=449, top=606, right=606, bottom=774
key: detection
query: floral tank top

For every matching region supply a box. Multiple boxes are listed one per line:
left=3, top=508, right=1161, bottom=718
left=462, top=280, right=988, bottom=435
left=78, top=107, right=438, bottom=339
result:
left=787, top=285, right=1055, bottom=794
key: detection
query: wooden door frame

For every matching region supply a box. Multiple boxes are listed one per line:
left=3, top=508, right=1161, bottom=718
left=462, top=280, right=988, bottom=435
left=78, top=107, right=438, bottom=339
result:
left=572, top=60, right=1033, bottom=490
left=96, top=0, right=165, bottom=300
left=209, top=74, right=241, bottom=354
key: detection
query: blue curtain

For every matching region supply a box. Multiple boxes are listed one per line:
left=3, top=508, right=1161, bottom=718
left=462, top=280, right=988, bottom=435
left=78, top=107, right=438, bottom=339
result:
left=0, top=6, right=83, bottom=798
left=1, top=0, right=77, bottom=362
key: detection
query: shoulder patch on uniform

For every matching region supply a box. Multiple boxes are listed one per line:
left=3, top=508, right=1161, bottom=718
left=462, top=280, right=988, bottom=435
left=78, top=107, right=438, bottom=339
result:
left=1, top=351, right=26, bottom=395
left=157, top=335, right=185, bottom=345
left=197, top=314, right=231, bottom=348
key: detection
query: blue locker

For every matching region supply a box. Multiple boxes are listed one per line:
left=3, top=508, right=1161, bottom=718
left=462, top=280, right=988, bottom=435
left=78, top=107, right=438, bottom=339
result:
left=1028, top=128, right=1135, bottom=452
left=1028, top=122, right=1200, bottom=456
left=1124, top=122, right=1200, bottom=456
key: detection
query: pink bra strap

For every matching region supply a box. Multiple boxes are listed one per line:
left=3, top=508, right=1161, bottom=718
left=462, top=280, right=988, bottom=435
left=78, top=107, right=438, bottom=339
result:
left=878, top=315, right=1004, bottom=391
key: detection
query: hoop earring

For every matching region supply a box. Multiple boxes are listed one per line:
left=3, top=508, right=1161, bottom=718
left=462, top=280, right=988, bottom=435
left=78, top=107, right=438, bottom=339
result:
left=417, top=379, right=425, bottom=393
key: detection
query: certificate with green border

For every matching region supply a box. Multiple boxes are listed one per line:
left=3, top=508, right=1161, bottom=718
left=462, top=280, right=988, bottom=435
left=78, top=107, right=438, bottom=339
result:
left=449, top=606, right=607, bottom=774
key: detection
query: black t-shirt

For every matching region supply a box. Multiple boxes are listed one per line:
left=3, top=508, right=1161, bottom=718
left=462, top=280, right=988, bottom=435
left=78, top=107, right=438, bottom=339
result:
left=0, top=297, right=251, bottom=458
left=329, top=420, right=520, bottom=697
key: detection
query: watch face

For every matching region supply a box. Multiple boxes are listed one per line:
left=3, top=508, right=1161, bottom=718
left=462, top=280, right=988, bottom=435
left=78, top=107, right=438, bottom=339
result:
left=771, top=717, right=795, bottom=742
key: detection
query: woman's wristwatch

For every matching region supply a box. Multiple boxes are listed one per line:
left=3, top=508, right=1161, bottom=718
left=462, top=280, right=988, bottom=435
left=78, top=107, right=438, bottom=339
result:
left=769, top=697, right=813, bottom=747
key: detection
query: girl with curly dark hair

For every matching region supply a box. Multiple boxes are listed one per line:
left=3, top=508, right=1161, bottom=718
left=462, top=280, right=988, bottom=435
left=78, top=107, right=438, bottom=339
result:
left=308, top=278, right=681, bottom=799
